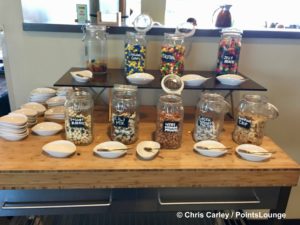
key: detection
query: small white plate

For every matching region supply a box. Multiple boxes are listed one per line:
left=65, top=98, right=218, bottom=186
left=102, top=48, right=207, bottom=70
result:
left=42, top=140, right=76, bottom=158
left=93, top=141, right=127, bottom=159
left=21, top=102, right=46, bottom=116
left=12, top=108, right=38, bottom=117
left=71, top=70, right=93, bottom=83
left=127, top=73, right=155, bottom=85
left=216, top=74, right=246, bottom=86
left=194, top=140, right=228, bottom=157
left=0, top=113, right=28, bottom=126
left=181, top=74, right=208, bottom=87
left=32, top=122, right=63, bottom=136
left=45, top=106, right=65, bottom=116
left=30, top=88, right=56, bottom=95
left=136, top=141, right=160, bottom=160
left=0, top=129, right=29, bottom=141
left=236, top=144, right=272, bottom=162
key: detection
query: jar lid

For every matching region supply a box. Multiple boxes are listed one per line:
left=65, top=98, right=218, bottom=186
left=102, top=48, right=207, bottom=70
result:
left=85, top=24, right=106, bottom=32
left=161, top=74, right=184, bottom=95
left=175, top=22, right=196, bottom=38
left=133, top=14, right=153, bottom=33
left=221, top=27, right=243, bottom=35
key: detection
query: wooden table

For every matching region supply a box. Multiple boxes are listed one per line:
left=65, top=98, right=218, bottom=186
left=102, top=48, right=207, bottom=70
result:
left=0, top=106, right=299, bottom=223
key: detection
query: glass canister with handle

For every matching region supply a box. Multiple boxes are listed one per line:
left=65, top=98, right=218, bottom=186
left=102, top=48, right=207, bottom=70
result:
left=65, top=90, right=94, bottom=145
left=232, top=94, right=279, bottom=145
left=111, top=84, right=138, bottom=144
left=193, top=92, right=229, bottom=141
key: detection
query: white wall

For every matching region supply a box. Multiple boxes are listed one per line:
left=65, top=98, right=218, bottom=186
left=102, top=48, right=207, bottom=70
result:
left=1, top=0, right=300, bottom=218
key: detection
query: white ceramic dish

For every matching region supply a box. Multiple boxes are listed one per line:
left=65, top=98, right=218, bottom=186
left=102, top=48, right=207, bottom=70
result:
left=194, top=140, right=228, bottom=157
left=32, top=122, right=63, bottom=136
left=216, top=74, right=245, bottom=86
left=45, top=106, right=65, bottom=116
left=181, top=74, right=208, bottom=87
left=0, top=126, right=28, bottom=134
left=126, top=73, right=155, bottom=85
left=93, top=141, right=127, bottom=159
left=71, top=70, right=93, bottom=83
left=0, top=113, right=28, bottom=126
left=42, top=140, right=76, bottom=158
left=136, top=141, right=160, bottom=160
left=46, top=96, right=66, bottom=107
left=12, top=108, right=38, bottom=117
left=56, top=87, right=72, bottom=96
left=236, top=144, right=272, bottom=162
left=0, top=129, right=29, bottom=141
left=21, top=102, right=46, bottom=116
left=30, top=88, right=56, bottom=95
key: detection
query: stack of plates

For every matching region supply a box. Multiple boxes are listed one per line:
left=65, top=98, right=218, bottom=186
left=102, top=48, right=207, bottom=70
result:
left=11, top=108, right=38, bottom=127
left=29, top=88, right=56, bottom=104
left=0, top=113, right=29, bottom=141
left=44, top=106, right=65, bottom=121
left=21, top=102, right=46, bottom=116
left=56, top=87, right=72, bottom=96
left=46, top=96, right=66, bottom=108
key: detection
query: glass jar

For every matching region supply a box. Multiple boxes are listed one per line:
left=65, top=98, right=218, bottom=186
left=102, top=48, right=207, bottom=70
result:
left=232, top=95, right=279, bottom=145
left=160, top=33, right=185, bottom=76
left=124, top=32, right=147, bottom=75
left=111, top=84, right=138, bottom=144
left=155, top=94, right=184, bottom=149
left=216, top=28, right=242, bottom=75
left=65, top=90, right=94, bottom=145
left=193, top=93, right=229, bottom=141
left=83, top=25, right=107, bottom=74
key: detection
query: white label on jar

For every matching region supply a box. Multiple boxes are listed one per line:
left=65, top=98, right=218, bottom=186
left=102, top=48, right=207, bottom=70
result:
left=222, top=54, right=236, bottom=65
left=237, top=116, right=252, bottom=129
left=198, top=116, right=213, bottom=129
left=162, top=52, right=176, bottom=63
left=113, top=116, right=129, bottom=127
left=69, top=117, right=85, bottom=128
left=163, top=121, right=179, bottom=132
left=129, top=52, right=142, bottom=61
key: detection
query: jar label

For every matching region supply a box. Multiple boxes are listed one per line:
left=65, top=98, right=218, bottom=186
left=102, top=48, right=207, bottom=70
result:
left=128, top=52, right=143, bottom=62
left=163, top=121, right=179, bottom=132
left=237, top=116, right=251, bottom=129
left=198, top=116, right=213, bottom=129
left=161, top=52, right=176, bottom=63
left=222, top=53, right=236, bottom=65
left=113, top=116, right=129, bottom=127
left=69, top=117, right=85, bottom=128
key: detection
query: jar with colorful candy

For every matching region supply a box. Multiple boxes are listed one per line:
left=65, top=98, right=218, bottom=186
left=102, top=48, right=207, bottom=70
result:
left=160, top=33, right=185, bottom=76
left=216, top=28, right=242, bottom=75
left=124, top=32, right=147, bottom=75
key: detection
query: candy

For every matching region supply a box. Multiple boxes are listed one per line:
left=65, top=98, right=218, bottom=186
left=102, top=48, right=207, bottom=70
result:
left=124, top=43, right=146, bottom=75
left=216, top=35, right=241, bottom=75
left=160, top=44, right=185, bottom=76
left=87, top=59, right=107, bottom=73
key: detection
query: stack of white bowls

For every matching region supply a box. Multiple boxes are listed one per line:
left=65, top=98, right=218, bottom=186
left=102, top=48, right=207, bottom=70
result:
left=0, top=113, right=29, bottom=141
left=21, top=102, right=46, bottom=116
left=44, top=106, right=65, bottom=121
left=56, top=87, right=72, bottom=97
left=11, top=108, right=38, bottom=127
left=29, top=88, right=56, bottom=104
left=46, top=96, right=66, bottom=108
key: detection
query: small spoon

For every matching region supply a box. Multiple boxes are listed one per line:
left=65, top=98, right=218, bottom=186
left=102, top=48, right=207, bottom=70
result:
left=196, top=146, right=231, bottom=150
left=144, top=147, right=160, bottom=152
left=238, top=149, right=275, bottom=155
left=97, top=147, right=131, bottom=152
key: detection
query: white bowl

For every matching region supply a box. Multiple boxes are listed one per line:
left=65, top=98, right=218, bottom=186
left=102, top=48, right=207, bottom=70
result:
left=181, top=74, right=208, bottom=87
left=136, top=141, right=160, bottom=160
left=93, top=141, right=128, bottom=159
left=0, top=129, right=29, bottom=141
left=21, top=102, right=46, bottom=116
left=30, top=87, right=56, bottom=95
left=194, top=140, right=228, bottom=157
left=42, top=140, right=76, bottom=158
left=12, top=108, right=38, bottom=117
left=46, top=96, right=66, bottom=107
left=216, top=74, right=246, bottom=86
left=70, top=70, right=93, bottom=83
left=236, top=144, right=272, bottom=162
left=0, top=113, right=28, bottom=126
left=126, top=73, right=155, bottom=85
left=32, top=122, right=63, bottom=136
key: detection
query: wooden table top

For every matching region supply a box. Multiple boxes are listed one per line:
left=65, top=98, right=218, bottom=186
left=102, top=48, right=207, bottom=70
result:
left=0, top=106, right=299, bottom=189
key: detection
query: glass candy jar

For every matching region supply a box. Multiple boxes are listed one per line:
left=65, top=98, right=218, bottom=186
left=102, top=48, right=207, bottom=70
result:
left=155, top=94, right=184, bottom=149
left=111, top=84, right=138, bottom=144
left=124, top=32, right=147, bottom=75
left=83, top=25, right=107, bottom=73
left=232, top=95, right=279, bottom=145
left=193, top=93, right=229, bottom=141
left=160, top=33, right=185, bottom=76
left=216, top=28, right=242, bottom=75
left=65, top=90, right=94, bottom=145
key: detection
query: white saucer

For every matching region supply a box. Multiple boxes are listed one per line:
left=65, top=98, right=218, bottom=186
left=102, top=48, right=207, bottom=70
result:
left=126, top=73, right=155, bottom=85
left=12, top=108, right=38, bottom=117
left=136, top=141, right=160, bottom=160
left=71, top=70, right=93, bottom=83
left=46, top=96, right=66, bottom=107
left=0, top=129, right=29, bottom=141
left=0, top=113, right=28, bottom=126
left=93, top=141, right=127, bottom=159
left=216, top=74, right=246, bottom=86
left=42, top=140, right=76, bottom=158
left=181, top=74, right=208, bottom=87
left=194, top=140, right=228, bottom=157
left=32, top=122, right=63, bottom=136
left=236, top=144, right=272, bottom=162
left=30, top=87, right=56, bottom=95
left=21, top=102, right=46, bottom=116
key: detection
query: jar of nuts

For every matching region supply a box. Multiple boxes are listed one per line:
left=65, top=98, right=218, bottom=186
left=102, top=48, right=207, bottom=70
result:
left=111, top=84, right=138, bottom=144
left=232, top=95, right=279, bottom=145
left=193, top=92, right=229, bottom=141
left=155, top=94, right=184, bottom=149
left=65, top=90, right=94, bottom=145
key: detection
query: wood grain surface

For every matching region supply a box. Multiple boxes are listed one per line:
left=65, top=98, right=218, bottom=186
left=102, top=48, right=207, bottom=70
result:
left=0, top=106, right=299, bottom=189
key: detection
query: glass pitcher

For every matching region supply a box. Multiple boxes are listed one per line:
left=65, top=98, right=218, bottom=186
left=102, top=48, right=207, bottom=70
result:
left=232, top=95, right=279, bottom=145
left=193, top=93, right=230, bottom=141
left=213, top=5, right=232, bottom=28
